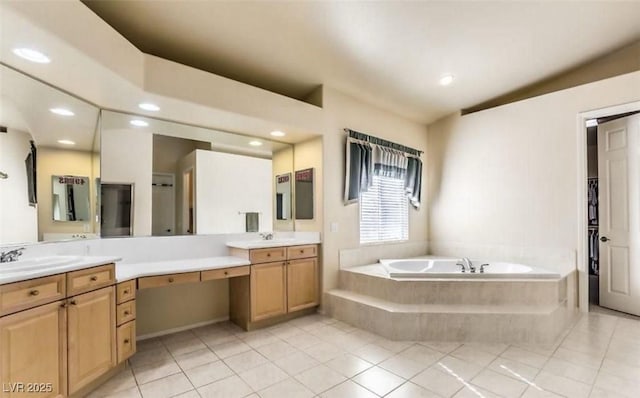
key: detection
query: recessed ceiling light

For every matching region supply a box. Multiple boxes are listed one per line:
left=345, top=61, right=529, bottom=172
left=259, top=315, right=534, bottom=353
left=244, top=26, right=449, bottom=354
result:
left=249, top=140, right=263, bottom=146
left=138, top=103, right=160, bottom=112
left=270, top=130, right=286, bottom=137
left=130, top=119, right=149, bottom=127
left=50, top=108, right=74, bottom=116
left=439, top=74, right=455, bottom=86
left=12, top=48, right=51, bottom=64
left=57, top=139, right=75, bottom=145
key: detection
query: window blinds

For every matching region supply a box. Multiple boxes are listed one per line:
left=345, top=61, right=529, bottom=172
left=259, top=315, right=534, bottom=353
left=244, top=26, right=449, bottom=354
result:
left=360, top=175, right=409, bottom=243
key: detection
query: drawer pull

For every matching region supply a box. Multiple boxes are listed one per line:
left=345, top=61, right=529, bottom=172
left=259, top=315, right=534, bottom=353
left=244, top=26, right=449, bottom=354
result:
left=90, top=276, right=98, bottom=282
left=70, top=300, right=77, bottom=306
left=123, top=289, right=129, bottom=294
left=300, top=250, right=304, bottom=253
left=267, top=253, right=271, bottom=257
left=29, top=289, right=40, bottom=296
left=224, top=271, right=228, bottom=275
left=124, top=339, right=130, bottom=344
left=168, top=277, right=174, bottom=283
left=124, top=311, right=130, bottom=316
left=60, top=302, right=68, bottom=308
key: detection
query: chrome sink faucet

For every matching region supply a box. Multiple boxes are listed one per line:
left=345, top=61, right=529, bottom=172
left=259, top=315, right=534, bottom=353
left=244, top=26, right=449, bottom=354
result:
left=0, top=247, right=25, bottom=263
left=259, top=233, right=274, bottom=241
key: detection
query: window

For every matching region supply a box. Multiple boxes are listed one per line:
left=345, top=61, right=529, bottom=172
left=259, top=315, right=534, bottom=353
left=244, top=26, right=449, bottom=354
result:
left=360, top=174, right=409, bottom=244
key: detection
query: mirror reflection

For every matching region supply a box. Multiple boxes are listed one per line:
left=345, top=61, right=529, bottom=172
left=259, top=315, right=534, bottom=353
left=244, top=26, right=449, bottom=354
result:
left=295, top=168, right=314, bottom=220
left=52, top=175, right=91, bottom=222
left=100, top=110, right=294, bottom=237
left=0, top=65, right=100, bottom=244
left=275, top=173, right=292, bottom=220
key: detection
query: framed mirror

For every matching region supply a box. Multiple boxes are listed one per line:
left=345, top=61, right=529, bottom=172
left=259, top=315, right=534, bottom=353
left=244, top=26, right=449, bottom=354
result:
left=0, top=65, right=100, bottom=244
left=295, top=168, right=314, bottom=220
left=52, top=175, right=91, bottom=222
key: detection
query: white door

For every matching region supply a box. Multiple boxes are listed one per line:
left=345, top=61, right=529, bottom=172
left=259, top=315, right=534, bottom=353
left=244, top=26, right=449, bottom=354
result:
left=152, top=173, right=175, bottom=236
left=598, top=114, right=640, bottom=316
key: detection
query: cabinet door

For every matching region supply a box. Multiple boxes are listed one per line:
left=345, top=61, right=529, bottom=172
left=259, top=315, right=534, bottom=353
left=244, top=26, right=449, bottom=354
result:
left=67, top=286, right=116, bottom=394
left=0, top=301, right=66, bottom=398
left=250, top=262, right=286, bottom=321
left=287, top=258, right=319, bottom=312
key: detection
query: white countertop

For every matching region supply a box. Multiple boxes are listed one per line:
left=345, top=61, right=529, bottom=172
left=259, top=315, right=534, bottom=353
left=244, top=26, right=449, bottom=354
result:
left=226, top=238, right=321, bottom=249
left=0, top=256, right=121, bottom=285
left=116, top=256, right=250, bottom=281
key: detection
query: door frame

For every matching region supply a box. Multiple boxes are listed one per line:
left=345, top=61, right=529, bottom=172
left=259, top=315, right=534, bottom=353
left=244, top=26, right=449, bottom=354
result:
left=576, top=100, right=640, bottom=312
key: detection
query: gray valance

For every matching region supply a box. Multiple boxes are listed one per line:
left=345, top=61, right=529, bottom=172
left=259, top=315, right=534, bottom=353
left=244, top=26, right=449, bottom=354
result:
left=344, top=129, right=422, bottom=208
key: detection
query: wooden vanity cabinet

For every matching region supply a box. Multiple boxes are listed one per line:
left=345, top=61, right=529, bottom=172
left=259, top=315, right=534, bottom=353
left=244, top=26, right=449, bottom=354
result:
left=0, top=300, right=67, bottom=398
left=0, top=263, right=119, bottom=398
left=250, top=261, right=287, bottom=321
left=67, top=286, right=116, bottom=394
left=230, top=244, right=319, bottom=329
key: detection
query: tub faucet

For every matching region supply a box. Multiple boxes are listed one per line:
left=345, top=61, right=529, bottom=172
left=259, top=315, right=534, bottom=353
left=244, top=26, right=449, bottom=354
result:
left=0, top=247, right=24, bottom=263
left=457, top=257, right=474, bottom=273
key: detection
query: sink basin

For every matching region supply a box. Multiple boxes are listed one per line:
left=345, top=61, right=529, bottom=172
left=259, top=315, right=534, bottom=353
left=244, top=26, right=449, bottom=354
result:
left=0, top=256, right=81, bottom=272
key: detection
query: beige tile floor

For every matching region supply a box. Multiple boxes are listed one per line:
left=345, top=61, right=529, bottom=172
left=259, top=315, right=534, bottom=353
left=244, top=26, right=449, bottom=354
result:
left=88, top=308, right=639, bottom=398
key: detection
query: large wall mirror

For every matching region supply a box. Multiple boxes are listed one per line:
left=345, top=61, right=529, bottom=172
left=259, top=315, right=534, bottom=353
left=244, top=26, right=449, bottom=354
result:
left=100, top=110, right=294, bottom=237
left=0, top=65, right=100, bottom=245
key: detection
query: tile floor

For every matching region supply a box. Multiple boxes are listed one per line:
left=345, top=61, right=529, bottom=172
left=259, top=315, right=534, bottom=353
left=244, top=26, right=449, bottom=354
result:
left=88, top=308, right=639, bottom=398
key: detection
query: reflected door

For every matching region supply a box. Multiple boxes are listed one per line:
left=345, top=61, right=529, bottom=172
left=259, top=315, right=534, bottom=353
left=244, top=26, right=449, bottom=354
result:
left=152, top=173, right=175, bottom=236
left=598, top=114, right=640, bottom=316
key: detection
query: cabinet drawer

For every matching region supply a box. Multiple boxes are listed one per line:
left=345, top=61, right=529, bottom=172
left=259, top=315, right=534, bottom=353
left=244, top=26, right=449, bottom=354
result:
left=116, top=280, right=136, bottom=304
left=116, top=300, right=136, bottom=326
left=201, top=266, right=250, bottom=281
left=138, top=272, right=200, bottom=289
left=117, top=320, right=136, bottom=363
left=67, top=264, right=115, bottom=296
left=287, top=245, right=318, bottom=260
left=0, top=274, right=66, bottom=316
left=249, top=247, right=286, bottom=264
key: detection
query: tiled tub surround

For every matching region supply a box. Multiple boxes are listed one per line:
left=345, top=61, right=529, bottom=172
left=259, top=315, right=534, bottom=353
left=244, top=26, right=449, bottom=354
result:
left=88, top=309, right=639, bottom=398
left=325, top=265, right=579, bottom=344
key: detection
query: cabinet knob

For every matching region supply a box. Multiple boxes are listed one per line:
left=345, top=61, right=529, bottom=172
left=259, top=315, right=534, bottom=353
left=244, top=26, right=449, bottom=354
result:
left=90, top=276, right=98, bottom=282
left=123, top=290, right=129, bottom=294
left=70, top=300, right=77, bottom=306
left=300, top=250, right=304, bottom=253
left=168, top=277, right=174, bottom=283
left=124, top=311, right=130, bottom=315
left=267, top=253, right=271, bottom=257
left=60, top=302, right=68, bottom=308
left=29, top=289, right=40, bottom=296
left=124, top=339, right=130, bottom=344
left=224, top=271, right=228, bottom=275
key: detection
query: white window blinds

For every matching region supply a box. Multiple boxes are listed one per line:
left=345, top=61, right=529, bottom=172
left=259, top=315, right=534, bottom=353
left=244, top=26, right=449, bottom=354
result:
left=360, top=174, right=409, bottom=244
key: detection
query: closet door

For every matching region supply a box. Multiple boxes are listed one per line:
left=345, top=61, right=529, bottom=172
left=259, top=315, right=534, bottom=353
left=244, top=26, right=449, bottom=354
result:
left=598, top=115, right=640, bottom=316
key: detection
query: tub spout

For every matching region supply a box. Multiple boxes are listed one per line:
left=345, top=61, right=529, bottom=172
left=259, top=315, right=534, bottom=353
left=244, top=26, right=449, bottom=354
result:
left=457, top=257, right=474, bottom=273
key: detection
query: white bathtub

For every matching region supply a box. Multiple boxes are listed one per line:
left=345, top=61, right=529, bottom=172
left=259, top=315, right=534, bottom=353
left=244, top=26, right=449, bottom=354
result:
left=379, top=258, right=560, bottom=279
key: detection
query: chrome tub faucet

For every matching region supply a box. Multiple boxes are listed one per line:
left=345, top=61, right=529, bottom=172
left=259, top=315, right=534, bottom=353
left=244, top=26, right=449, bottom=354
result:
left=457, top=257, right=474, bottom=273
left=0, top=247, right=25, bottom=263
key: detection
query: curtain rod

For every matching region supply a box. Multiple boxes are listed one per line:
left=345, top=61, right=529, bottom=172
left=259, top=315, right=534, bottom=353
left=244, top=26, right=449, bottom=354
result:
left=345, top=128, right=422, bottom=156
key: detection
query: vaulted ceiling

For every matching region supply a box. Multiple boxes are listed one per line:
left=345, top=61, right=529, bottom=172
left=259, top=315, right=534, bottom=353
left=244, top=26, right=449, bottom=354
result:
left=83, top=1, right=640, bottom=123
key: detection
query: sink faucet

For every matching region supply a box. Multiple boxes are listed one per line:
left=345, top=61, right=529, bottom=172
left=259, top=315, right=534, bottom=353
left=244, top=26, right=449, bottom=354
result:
left=259, top=233, right=274, bottom=241
left=456, top=257, right=475, bottom=273
left=0, top=247, right=25, bottom=263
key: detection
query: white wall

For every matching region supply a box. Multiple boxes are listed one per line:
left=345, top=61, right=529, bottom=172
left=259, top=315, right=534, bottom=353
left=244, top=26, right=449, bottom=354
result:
left=427, top=71, right=640, bottom=276
left=195, top=150, right=272, bottom=234
left=101, top=128, right=153, bottom=236
left=321, top=87, right=429, bottom=292
left=0, top=129, right=37, bottom=243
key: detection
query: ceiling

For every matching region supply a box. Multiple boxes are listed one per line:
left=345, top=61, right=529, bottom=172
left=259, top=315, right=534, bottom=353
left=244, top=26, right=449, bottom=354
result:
left=0, top=65, right=99, bottom=151
left=83, top=1, right=640, bottom=124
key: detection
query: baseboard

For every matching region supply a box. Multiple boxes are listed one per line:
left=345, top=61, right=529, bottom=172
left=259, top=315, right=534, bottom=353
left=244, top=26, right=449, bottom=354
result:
left=137, top=316, right=230, bottom=340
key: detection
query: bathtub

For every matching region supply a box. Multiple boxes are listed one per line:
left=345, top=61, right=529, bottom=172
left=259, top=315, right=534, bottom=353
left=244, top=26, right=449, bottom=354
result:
left=379, top=258, right=560, bottom=279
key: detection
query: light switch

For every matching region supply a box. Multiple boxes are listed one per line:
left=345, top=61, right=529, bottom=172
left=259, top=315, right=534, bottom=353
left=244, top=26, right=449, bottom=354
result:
left=330, top=222, right=339, bottom=233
